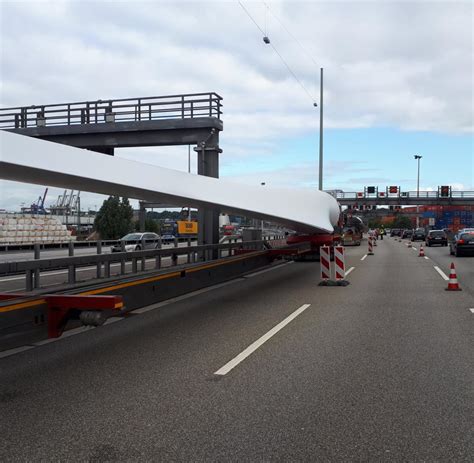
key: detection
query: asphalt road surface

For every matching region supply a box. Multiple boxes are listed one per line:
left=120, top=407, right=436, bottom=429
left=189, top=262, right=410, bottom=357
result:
left=0, top=237, right=472, bottom=461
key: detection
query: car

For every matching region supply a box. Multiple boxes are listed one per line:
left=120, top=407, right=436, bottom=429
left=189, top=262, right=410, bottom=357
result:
left=425, top=230, right=447, bottom=247
left=412, top=228, right=426, bottom=241
left=401, top=229, right=413, bottom=239
left=457, top=228, right=474, bottom=234
left=160, top=233, right=175, bottom=243
left=449, top=231, right=474, bottom=257
left=111, top=232, right=160, bottom=252
left=390, top=228, right=402, bottom=237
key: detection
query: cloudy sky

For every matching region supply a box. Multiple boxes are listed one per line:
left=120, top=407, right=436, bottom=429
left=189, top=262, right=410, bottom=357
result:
left=0, top=0, right=472, bottom=211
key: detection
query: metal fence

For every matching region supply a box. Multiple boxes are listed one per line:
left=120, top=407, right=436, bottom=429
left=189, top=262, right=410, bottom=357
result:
left=0, top=92, right=223, bottom=129
left=0, top=236, right=286, bottom=292
left=330, top=190, right=474, bottom=200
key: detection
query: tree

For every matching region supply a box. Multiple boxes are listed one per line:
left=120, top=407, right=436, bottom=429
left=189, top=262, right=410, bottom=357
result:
left=368, top=217, right=383, bottom=229
left=134, top=218, right=160, bottom=234
left=390, top=215, right=413, bottom=229
left=94, top=196, right=134, bottom=239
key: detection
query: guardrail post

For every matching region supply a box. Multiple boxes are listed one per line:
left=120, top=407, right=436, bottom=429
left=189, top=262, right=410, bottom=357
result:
left=96, top=240, right=102, bottom=278
left=33, top=243, right=40, bottom=289
left=67, top=240, right=75, bottom=284
left=141, top=238, right=146, bottom=271
left=132, top=257, right=137, bottom=273
left=173, top=237, right=179, bottom=265
left=120, top=241, right=126, bottom=274
left=104, top=260, right=110, bottom=278
left=26, top=269, right=33, bottom=292
left=187, top=237, right=191, bottom=263
left=155, top=237, right=162, bottom=269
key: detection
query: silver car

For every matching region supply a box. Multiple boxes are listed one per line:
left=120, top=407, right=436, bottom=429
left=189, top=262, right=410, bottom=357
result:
left=111, top=232, right=160, bottom=252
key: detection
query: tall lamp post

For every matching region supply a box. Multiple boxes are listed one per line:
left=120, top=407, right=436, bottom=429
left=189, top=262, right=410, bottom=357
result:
left=318, top=67, right=323, bottom=191
left=414, top=155, right=422, bottom=228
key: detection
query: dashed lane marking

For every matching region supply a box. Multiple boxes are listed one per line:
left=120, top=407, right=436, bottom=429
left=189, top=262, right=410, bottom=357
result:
left=424, top=256, right=430, bottom=260
left=361, top=254, right=368, bottom=261
left=469, top=309, right=474, bottom=314
left=433, top=266, right=449, bottom=281
left=345, top=267, right=355, bottom=276
left=214, top=303, right=311, bottom=376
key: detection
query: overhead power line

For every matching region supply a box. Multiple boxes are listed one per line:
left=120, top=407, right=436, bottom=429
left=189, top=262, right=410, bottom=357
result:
left=237, top=0, right=317, bottom=105
left=263, top=1, right=322, bottom=69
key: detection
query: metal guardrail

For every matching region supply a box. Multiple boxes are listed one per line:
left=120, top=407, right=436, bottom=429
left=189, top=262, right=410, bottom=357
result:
left=0, top=236, right=286, bottom=292
left=0, top=92, right=223, bottom=129
left=0, top=237, right=192, bottom=253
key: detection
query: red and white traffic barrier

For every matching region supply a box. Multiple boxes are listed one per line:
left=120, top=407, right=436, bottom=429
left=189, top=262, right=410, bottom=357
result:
left=319, top=246, right=349, bottom=286
left=368, top=236, right=374, bottom=255
left=334, top=246, right=345, bottom=280
left=320, top=246, right=331, bottom=281
left=445, top=262, right=462, bottom=291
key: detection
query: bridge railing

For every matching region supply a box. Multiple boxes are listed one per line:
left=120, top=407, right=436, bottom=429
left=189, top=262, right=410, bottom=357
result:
left=0, top=92, right=223, bottom=129
left=0, top=236, right=286, bottom=292
left=330, top=190, right=474, bottom=200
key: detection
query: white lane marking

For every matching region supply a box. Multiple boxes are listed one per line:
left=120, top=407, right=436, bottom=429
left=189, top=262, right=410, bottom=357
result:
left=361, top=254, right=368, bottom=261
left=214, top=303, right=311, bottom=376
left=243, top=261, right=293, bottom=278
left=345, top=266, right=355, bottom=276
left=0, top=345, right=35, bottom=359
left=433, top=266, right=449, bottom=281
left=103, top=317, right=123, bottom=325
left=412, top=247, right=417, bottom=251
left=469, top=308, right=474, bottom=314
left=424, top=256, right=429, bottom=260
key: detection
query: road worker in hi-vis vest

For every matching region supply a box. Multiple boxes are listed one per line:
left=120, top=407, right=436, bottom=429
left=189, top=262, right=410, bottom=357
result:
left=380, top=227, right=385, bottom=240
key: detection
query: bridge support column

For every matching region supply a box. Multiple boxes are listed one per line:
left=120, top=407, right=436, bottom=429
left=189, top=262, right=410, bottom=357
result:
left=195, top=135, right=222, bottom=258
left=139, top=202, right=146, bottom=232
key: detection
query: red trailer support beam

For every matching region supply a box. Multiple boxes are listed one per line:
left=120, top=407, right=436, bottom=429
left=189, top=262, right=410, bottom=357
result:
left=44, top=295, right=123, bottom=338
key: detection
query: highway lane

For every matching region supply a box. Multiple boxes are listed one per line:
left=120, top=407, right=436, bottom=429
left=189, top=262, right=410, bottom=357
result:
left=416, top=241, right=473, bottom=296
left=0, top=239, right=472, bottom=460
left=388, top=235, right=474, bottom=295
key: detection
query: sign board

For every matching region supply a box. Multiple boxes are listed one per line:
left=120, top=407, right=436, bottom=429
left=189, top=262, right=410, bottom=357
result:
left=177, top=220, right=198, bottom=235
left=429, top=218, right=435, bottom=226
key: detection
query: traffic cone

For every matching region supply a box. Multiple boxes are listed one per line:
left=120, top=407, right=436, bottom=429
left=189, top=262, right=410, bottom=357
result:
left=445, top=262, right=462, bottom=291
left=418, top=245, right=425, bottom=257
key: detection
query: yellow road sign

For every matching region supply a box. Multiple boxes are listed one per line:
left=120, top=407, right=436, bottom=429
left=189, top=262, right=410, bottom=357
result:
left=177, top=220, right=198, bottom=234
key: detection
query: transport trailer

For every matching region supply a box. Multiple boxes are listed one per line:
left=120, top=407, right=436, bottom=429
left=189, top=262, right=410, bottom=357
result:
left=286, top=233, right=342, bottom=261
left=0, top=241, right=306, bottom=352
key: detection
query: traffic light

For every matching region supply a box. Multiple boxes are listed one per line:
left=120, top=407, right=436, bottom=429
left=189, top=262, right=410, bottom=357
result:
left=440, top=186, right=450, bottom=197
left=367, top=186, right=376, bottom=194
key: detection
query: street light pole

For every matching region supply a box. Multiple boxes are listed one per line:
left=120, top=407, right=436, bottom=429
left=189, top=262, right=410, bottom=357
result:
left=414, top=155, right=422, bottom=228
left=318, top=67, right=323, bottom=191
left=188, top=145, right=191, bottom=221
